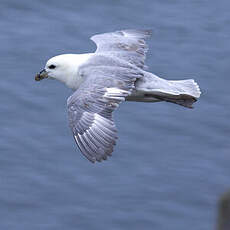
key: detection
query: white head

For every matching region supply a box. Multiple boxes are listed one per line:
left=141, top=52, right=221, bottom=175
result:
left=35, top=54, right=90, bottom=89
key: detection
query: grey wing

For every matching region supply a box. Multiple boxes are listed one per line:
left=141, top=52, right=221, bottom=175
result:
left=67, top=65, right=143, bottom=163
left=90, top=29, right=152, bottom=69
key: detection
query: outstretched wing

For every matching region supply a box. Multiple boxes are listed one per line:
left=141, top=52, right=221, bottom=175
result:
left=67, top=60, right=143, bottom=163
left=90, top=29, right=152, bottom=69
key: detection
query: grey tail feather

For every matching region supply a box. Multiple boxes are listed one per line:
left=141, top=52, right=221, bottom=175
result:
left=153, top=94, right=197, bottom=109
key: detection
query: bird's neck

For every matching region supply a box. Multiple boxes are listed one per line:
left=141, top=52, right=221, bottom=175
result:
left=65, top=53, right=94, bottom=90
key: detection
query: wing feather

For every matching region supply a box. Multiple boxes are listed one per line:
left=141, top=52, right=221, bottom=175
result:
left=67, top=59, right=143, bottom=162
left=90, top=29, right=152, bottom=69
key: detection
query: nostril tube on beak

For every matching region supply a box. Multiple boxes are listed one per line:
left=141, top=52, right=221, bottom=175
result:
left=35, top=69, right=48, bottom=81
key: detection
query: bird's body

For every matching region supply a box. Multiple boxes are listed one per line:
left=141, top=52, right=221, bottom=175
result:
left=46, top=52, right=200, bottom=105
left=36, top=29, right=201, bottom=163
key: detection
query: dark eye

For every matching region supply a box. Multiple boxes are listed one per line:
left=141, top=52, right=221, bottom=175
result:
left=48, top=64, right=56, bottom=69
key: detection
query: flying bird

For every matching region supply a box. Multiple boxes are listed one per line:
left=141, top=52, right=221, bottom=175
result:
left=35, top=29, right=201, bottom=163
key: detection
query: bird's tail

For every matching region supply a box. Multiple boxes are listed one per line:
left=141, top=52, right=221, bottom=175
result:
left=152, top=79, right=201, bottom=108
left=130, top=75, right=201, bottom=108
left=168, top=79, right=201, bottom=99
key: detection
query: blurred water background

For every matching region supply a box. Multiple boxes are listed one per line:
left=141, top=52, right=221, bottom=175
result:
left=0, top=0, right=230, bottom=229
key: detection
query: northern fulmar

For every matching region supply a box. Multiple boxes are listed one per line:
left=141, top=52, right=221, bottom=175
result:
left=35, top=29, right=201, bottom=163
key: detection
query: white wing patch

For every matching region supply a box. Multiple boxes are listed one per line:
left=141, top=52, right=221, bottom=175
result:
left=104, top=87, right=131, bottom=100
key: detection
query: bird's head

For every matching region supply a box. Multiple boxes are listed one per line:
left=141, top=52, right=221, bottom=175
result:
left=35, top=54, right=81, bottom=88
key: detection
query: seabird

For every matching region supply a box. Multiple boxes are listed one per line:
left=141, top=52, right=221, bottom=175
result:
left=35, top=29, right=201, bottom=163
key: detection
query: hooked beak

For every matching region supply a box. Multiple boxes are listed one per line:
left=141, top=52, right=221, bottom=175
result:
left=35, top=69, right=48, bottom=81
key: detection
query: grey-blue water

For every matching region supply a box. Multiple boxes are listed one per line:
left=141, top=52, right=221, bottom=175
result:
left=1, top=0, right=229, bottom=229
